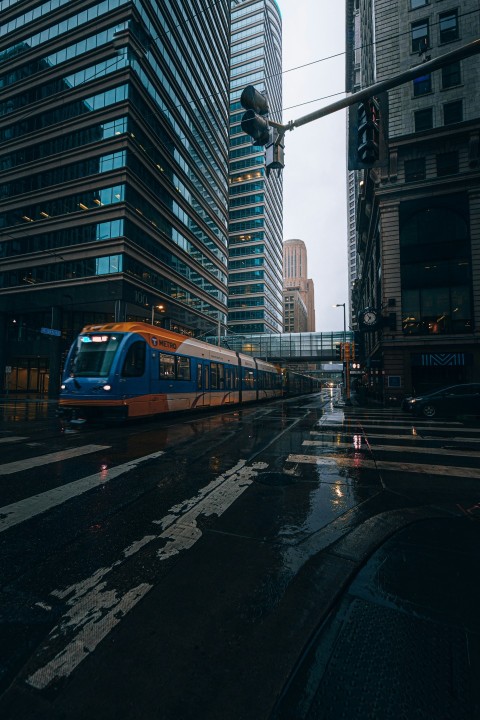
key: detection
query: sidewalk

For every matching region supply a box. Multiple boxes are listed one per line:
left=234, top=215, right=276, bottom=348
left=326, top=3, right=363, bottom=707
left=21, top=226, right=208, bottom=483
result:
left=272, top=512, right=480, bottom=719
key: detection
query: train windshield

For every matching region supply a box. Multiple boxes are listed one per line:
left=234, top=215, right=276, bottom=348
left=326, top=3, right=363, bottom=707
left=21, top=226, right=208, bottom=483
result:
left=70, top=333, right=122, bottom=377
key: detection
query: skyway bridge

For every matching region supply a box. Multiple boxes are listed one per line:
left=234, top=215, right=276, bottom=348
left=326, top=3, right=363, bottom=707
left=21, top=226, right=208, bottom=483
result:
left=206, top=331, right=355, bottom=364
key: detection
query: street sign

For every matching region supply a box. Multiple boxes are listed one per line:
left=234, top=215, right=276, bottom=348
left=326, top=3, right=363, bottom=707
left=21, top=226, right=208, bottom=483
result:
left=40, top=327, right=62, bottom=337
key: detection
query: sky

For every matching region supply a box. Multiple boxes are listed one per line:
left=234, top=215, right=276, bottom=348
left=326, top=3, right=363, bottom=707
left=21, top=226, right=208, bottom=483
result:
left=279, top=2, right=349, bottom=332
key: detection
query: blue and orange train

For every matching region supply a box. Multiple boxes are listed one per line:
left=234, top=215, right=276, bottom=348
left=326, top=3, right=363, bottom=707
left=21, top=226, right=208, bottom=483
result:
left=58, top=322, right=320, bottom=422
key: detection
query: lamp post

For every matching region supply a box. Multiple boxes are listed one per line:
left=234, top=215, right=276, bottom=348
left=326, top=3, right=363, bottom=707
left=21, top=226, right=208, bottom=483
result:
left=333, top=303, right=346, bottom=344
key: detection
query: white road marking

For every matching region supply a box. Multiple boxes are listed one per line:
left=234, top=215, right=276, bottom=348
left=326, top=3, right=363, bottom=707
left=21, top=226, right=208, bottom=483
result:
left=311, top=431, right=480, bottom=444
left=303, top=439, right=480, bottom=458
left=0, top=445, right=110, bottom=476
left=286, top=453, right=480, bottom=479
left=0, top=450, right=164, bottom=533
left=0, top=436, right=28, bottom=444
left=316, top=410, right=344, bottom=427
left=342, top=422, right=464, bottom=430
left=26, top=459, right=268, bottom=691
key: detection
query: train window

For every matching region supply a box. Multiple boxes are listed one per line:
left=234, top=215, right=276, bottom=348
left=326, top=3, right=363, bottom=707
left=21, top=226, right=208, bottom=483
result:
left=122, top=341, right=145, bottom=377
left=73, top=334, right=120, bottom=377
left=244, top=368, right=255, bottom=388
left=197, top=363, right=203, bottom=389
left=176, top=355, right=191, bottom=381
left=159, top=352, right=175, bottom=379
left=211, top=362, right=218, bottom=390
left=204, top=364, right=209, bottom=390
left=218, top=363, right=225, bottom=387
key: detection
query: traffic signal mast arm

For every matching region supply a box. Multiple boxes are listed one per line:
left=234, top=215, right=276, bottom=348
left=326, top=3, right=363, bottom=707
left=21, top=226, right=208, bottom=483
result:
left=274, top=38, right=480, bottom=135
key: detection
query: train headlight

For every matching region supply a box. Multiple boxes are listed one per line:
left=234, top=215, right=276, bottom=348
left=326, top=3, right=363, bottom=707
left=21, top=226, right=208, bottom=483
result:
left=60, top=384, right=66, bottom=391
left=103, top=384, right=112, bottom=391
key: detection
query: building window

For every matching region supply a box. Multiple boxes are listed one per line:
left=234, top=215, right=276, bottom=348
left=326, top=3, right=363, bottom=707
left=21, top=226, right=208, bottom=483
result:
left=413, top=74, right=431, bottom=96
left=436, top=151, right=459, bottom=176
left=411, top=19, right=429, bottom=53
left=400, top=199, right=472, bottom=335
left=405, top=158, right=426, bottom=182
left=439, top=10, right=459, bottom=44
left=443, top=100, right=463, bottom=125
left=411, top=0, right=428, bottom=7
left=414, top=108, right=433, bottom=131
left=442, top=62, right=461, bottom=89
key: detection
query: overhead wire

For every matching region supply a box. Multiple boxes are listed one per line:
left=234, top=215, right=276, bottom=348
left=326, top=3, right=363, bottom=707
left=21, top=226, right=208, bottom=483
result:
left=1, top=1, right=478, bottom=182
left=1, top=5, right=478, bottom=121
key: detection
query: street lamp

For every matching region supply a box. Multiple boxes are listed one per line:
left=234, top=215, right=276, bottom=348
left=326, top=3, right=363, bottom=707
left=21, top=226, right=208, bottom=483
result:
left=151, top=304, right=165, bottom=325
left=333, top=303, right=346, bottom=344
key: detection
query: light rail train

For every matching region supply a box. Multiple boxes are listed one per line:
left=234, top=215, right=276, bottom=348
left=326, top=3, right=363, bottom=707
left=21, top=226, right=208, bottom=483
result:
left=58, top=322, right=320, bottom=422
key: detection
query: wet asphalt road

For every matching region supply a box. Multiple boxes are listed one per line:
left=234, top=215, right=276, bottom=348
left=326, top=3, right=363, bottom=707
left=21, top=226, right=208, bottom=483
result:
left=0, top=390, right=479, bottom=719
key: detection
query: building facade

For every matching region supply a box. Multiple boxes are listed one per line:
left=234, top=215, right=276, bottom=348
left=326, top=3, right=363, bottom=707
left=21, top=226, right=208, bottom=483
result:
left=283, top=288, right=308, bottom=333
left=228, top=0, right=284, bottom=335
left=0, top=0, right=231, bottom=396
left=283, top=238, right=315, bottom=332
left=347, top=0, right=480, bottom=401
left=346, top=0, right=362, bottom=329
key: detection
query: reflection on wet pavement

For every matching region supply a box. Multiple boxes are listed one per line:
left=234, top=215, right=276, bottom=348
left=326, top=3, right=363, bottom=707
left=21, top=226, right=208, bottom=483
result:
left=0, top=398, right=54, bottom=422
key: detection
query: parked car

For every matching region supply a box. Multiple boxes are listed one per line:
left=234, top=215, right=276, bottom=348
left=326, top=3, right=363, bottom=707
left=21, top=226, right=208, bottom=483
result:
left=403, top=383, right=480, bottom=418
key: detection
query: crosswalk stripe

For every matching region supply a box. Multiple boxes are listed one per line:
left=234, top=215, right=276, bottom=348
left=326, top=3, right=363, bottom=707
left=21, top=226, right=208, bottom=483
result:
left=0, top=444, right=110, bottom=476
left=311, top=430, right=480, bottom=444
left=0, top=450, right=164, bottom=533
left=342, top=419, right=460, bottom=427
left=286, top=453, right=480, bottom=479
left=25, top=459, right=265, bottom=690
left=337, top=422, right=480, bottom=434
left=322, top=409, right=464, bottom=427
left=303, top=439, right=480, bottom=458
left=0, top=436, right=28, bottom=444
left=316, top=410, right=344, bottom=426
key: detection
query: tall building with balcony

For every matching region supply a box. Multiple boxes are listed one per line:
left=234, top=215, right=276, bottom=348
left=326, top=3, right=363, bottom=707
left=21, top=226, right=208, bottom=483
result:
left=228, top=0, right=283, bottom=335
left=346, top=0, right=480, bottom=401
left=282, top=238, right=316, bottom=332
left=0, top=1, right=231, bottom=396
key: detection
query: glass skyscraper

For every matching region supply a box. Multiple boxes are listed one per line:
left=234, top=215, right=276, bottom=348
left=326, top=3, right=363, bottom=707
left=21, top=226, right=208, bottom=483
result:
left=0, top=0, right=231, bottom=395
left=228, top=0, right=283, bottom=334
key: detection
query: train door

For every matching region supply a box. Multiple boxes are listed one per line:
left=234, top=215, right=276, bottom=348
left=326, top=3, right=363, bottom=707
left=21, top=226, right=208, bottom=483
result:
left=119, top=339, right=150, bottom=417
left=195, top=360, right=211, bottom=406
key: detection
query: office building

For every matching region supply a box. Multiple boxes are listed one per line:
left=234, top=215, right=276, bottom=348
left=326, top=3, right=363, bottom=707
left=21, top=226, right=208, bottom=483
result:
left=346, top=0, right=480, bottom=401
left=283, top=238, right=316, bottom=332
left=228, top=0, right=284, bottom=335
left=0, top=0, right=231, bottom=395
left=346, top=0, right=362, bottom=329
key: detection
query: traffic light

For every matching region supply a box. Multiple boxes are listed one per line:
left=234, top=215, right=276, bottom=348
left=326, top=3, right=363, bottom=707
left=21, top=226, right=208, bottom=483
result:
left=350, top=342, right=355, bottom=360
left=348, top=94, right=387, bottom=170
left=343, top=342, right=351, bottom=361
left=357, top=97, right=379, bottom=165
left=335, top=342, right=342, bottom=359
left=240, top=85, right=271, bottom=146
